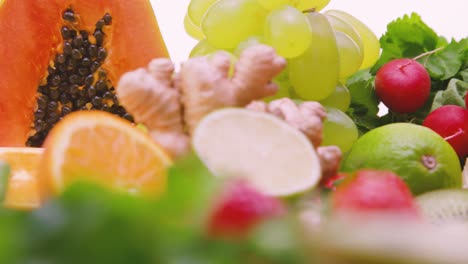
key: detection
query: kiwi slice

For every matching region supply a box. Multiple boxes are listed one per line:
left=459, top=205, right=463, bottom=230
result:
left=416, top=189, right=468, bottom=225
left=307, top=216, right=468, bottom=264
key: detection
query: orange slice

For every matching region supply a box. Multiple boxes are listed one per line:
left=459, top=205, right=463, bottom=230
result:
left=0, top=147, right=43, bottom=210
left=38, top=110, right=172, bottom=198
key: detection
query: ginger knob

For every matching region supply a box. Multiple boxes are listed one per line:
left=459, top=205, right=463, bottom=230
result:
left=180, top=45, right=287, bottom=134
left=116, top=58, right=190, bottom=158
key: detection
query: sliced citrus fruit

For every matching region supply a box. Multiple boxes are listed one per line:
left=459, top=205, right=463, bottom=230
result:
left=38, top=111, right=172, bottom=198
left=192, top=108, right=321, bottom=197
left=0, top=147, right=43, bottom=210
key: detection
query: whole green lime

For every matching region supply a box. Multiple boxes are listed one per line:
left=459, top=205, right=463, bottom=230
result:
left=342, top=123, right=462, bottom=195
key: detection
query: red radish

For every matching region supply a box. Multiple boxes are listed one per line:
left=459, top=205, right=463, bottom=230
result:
left=332, top=170, right=419, bottom=218
left=423, top=105, right=468, bottom=159
left=207, top=180, right=285, bottom=237
left=375, top=58, right=431, bottom=113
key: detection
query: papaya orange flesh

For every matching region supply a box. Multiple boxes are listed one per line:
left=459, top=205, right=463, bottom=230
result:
left=0, top=0, right=169, bottom=146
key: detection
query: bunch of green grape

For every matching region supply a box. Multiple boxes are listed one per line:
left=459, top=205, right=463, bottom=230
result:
left=184, top=0, right=380, bottom=153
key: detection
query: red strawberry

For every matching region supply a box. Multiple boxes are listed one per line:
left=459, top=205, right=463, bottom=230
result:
left=208, top=180, right=285, bottom=237
left=331, top=170, right=419, bottom=218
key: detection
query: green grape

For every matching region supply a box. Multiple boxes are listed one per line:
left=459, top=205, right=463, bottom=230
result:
left=256, top=0, right=290, bottom=10
left=322, top=107, right=359, bottom=153
left=335, top=31, right=363, bottom=79
left=291, top=0, right=331, bottom=11
left=184, top=13, right=205, bottom=40
left=325, top=10, right=381, bottom=70
left=187, top=0, right=219, bottom=27
left=202, top=0, right=268, bottom=49
left=234, top=36, right=266, bottom=57
left=319, top=83, right=351, bottom=112
left=189, top=39, right=218, bottom=57
left=289, top=12, right=339, bottom=101
left=324, top=14, right=363, bottom=53
left=264, top=5, right=312, bottom=58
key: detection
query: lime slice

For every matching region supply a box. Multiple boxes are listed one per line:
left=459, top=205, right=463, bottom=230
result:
left=192, top=108, right=321, bottom=197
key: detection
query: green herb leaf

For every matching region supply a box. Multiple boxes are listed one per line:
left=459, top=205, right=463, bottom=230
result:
left=425, top=39, right=468, bottom=80
left=346, top=70, right=380, bottom=134
left=431, top=79, right=468, bottom=111
left=372, top=13, right=439, bottom=72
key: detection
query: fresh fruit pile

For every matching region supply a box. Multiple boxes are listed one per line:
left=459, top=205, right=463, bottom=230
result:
left=184, top=0, right=384, bottom=153
left=0, top=0, right=467, bottom=263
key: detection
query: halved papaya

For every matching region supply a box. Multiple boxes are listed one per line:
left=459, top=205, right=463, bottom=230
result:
left=0, top=0, right=169, bottom=146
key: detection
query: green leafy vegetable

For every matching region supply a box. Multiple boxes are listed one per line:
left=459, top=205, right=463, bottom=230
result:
left=345, top=70, right=380, bottom=134
left=371, top=13, right=439, bottom=72
left=425, top=39, right=468, bottom=80
left=431, top=79, right=468, bottom=111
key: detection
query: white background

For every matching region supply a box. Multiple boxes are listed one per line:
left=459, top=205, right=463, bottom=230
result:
left=151, top=0, right=467, bottom=65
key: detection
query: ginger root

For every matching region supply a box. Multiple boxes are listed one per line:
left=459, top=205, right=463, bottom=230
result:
left=116, top=59, right=190, bottom=158
left=180, top=45, right=286, bottom=134
left=246, top=98, right=342, bottom=179
left=117, top=44, right=285, bottom=158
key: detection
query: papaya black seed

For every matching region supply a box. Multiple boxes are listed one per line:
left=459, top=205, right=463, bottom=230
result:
left=81, top=57, right=91, bottom=67
left=37, top=96, right=48, bottom=108
left=94, top=30, right=104, bottom=46
left=101, top=105, right=110, bottom=112
left=69, top=75, right=79, bottom=85
left=58, top=64, right=67, bottom=72
left=51, top=75, right=61, bottom=87
left=103, top=91, right=113, bottom=100
left=123, top=114, right=134, bottom=122
left=47, top=113, right=59, bottom=124
left=73, top=35, right=83, bottom=48
left=87, top=86, right=97, bottom=97
left=62, top=106, right=72, bottom=116
left=63, top=9, right=75, bottom=22
left=91, top=96, right=102, bottom=107
left=50, top=89, right=60, bottom=100
left=71, top=49, right=82, bottom=59
left=84, top=75, right=94, bottom=85
left=96, top=80, right=107, bottom=92
left=78, top=68, right=89, bottom=77
left=60, top=93, right=70, bottom=104
left=61, top=26, right=72, bottom=39
left=95, top=19, right=105, bottom=30
left=69, top=86, right=79, bottom=96
left=56, top=54, right=67, bottom=64
left=88, top=45, right=98, bottom=57
left=47, top=66, right=56, bottom=75
left=90, top=61, right=100, bottom=73
left=34, top=110, right=46, bottom=120
left=103, top=13, right=112, bottom=25
left=63, top=42, right=72, bottom=55
left=97, top=48, right=107, bottom=61
left=48, top=101, right=58, bottom=112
